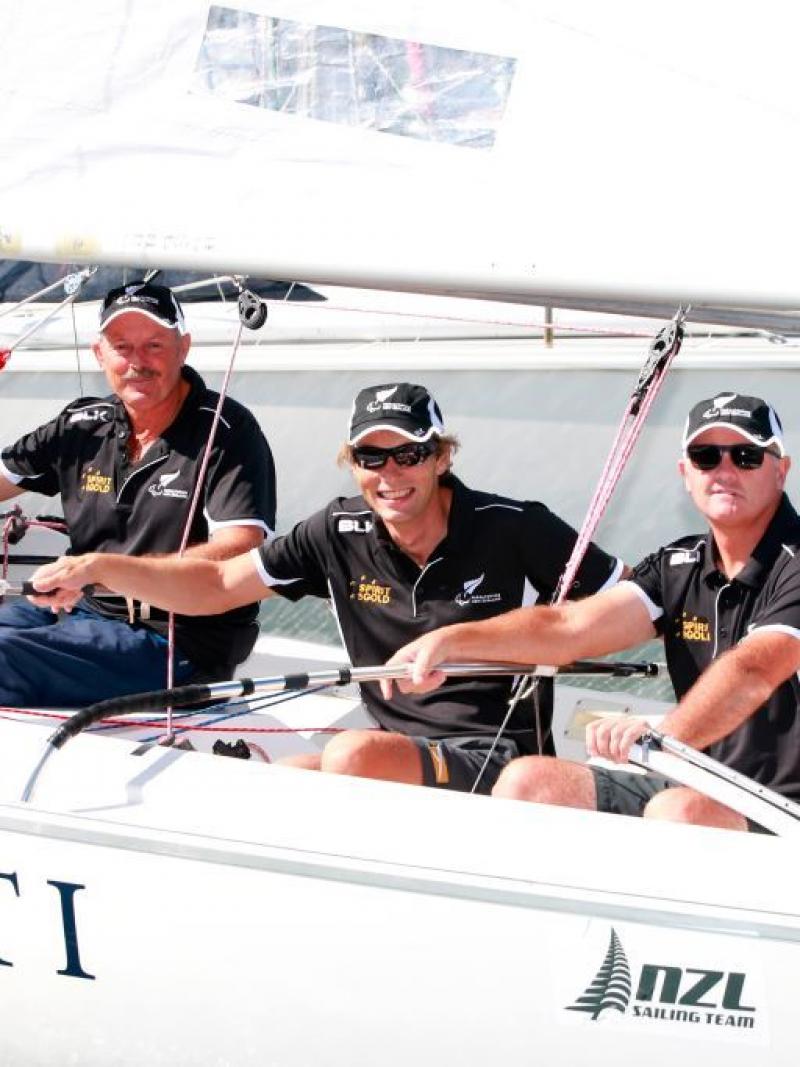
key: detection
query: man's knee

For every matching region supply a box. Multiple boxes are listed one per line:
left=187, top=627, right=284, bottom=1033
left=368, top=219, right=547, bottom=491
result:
left=276, top=752, right=322, bottom=771
left=492, top=755, right=597, bottom=809
left=321, top=730, right=422, bottom=783
left=644, top=786, right=747, bottom=830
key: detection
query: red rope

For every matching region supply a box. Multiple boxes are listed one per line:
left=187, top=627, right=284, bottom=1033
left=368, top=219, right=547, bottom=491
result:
left=2, top=511, right=69, bottom=586
left=25, top=519, right=68, bottom=533
left=552, top=324, right=683, bottom=605
left=0, top=705, right=374, bottom=734
left=2, top=517, right=10, bottom=582
left=274, top=296, right=653, bottom=339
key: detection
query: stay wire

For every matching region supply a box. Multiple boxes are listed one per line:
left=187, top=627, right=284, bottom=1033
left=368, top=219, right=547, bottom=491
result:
left=0, top=268, right=97, bottom=357
left=164, top=280, right=268, bottom=733
left=69, top=300, right=84, bottom=396
left=0, top=274, right=79, bottom=319
left=468, top=309, right=687, bottom=794
left=164, top=318, right=247, bottom=733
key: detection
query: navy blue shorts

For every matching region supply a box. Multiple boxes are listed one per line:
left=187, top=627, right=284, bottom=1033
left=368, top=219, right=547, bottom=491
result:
left=0, top=598, right=196, bottom=708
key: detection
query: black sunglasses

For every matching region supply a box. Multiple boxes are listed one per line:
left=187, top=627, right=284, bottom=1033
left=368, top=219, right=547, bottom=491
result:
left=686, top=443, right=780, bottom=471
left=351, top=441, right=437, bottom=470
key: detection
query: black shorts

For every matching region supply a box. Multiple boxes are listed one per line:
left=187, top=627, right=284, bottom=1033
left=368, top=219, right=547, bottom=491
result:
left=590, top=766, right=772, bottom=834
left=591, top=766, right=671, bottom=816
left=412, top=735, right=522, bottom=795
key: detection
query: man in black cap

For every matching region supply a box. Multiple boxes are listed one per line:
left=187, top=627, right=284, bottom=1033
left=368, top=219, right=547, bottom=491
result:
left=385, top=391, right=800, bottom=830
left=30, top=381, right=625, bottom=793
left=0, top=281, right=276, bottom=706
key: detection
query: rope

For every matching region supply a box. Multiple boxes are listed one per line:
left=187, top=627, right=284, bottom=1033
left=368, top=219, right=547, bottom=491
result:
left=1, top=510, right=69, bottom=594
left=0, top=275, right=79, bottom=318
left=469, top=311, right=686, bottom=793
left=69, top=300, right=84, bottom=395
left=164, top=281, right=268, bottom=728
left=259, top=294, right=655, bottom=339
left=551, top=314, right=686, bottom=608
left=164, top=318, right=247, bottom=731
left=0, top=269, right=97, bottom=361
left=1, top=516, right=11, bottom=584
left=0, top=707, right=357, bottom=734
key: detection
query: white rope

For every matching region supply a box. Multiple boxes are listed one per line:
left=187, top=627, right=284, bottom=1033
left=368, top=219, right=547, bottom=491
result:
left=0, top=270, right=97, bottom=353
left=0, top=275, right=75, bottom=318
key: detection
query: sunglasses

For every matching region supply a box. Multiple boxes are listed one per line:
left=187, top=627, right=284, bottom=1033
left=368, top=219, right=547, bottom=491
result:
left=686, top=443, right=780, bottom=471
left=351, top=441, right=437, bottom=470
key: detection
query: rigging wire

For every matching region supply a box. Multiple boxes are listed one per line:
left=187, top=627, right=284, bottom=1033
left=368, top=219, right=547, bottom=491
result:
left=468, top=308, right=687, bottom=794
left=0, top=268, right=97, bottom=369
left=69, top=299, right=84, bottom=396
left=163, top=317, right=247, bottom=731
left=0, top=273, right=81, bottom=318
left=164, top=280, right=268, bottom=735
left=1, top=269, right=692, bottom=767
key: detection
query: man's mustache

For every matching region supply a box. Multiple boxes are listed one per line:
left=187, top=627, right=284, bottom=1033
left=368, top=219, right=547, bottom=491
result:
left=120, top=368, right=158, bottom=381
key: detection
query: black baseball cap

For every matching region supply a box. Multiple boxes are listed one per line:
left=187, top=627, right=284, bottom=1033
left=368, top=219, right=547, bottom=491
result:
left=99, top=282, right=187, bottom=334
left=348, top=383, right=445, bottom=445
left=683, top=392, right=785, bottom=455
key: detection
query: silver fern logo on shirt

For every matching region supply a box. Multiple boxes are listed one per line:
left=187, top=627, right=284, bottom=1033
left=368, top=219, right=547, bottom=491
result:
left=454, top=574, right=502, bottom=607
left=147, top=471, right=189, bottom=499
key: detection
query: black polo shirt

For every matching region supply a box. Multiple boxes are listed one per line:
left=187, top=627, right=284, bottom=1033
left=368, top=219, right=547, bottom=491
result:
left=627, top=494, right=800, bottom=800
left=252, top=475, right=622, bottom=751
left=0, top=366, right=276, bottom=676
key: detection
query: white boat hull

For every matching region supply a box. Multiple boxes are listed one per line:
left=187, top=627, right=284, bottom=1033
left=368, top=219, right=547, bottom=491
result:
left=0, top=717, right=796, bottom=1065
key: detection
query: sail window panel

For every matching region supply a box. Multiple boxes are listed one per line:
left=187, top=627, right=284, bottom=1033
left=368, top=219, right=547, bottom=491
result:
left=192, top=6, right=516, bottom=148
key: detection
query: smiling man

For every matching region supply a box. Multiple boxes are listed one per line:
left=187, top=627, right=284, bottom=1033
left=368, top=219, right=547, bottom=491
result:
left=0, top=281, right=275, bottom=706
left=31, top=382, right=624, bottom=793
left=384, top=392, right=800, bottom=830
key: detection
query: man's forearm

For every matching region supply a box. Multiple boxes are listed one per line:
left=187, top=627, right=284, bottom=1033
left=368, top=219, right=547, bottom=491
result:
left=661, top=646, right=779, bottom=750
left=91, top=554, right=229, bottom=615
left=587, top=631, right=799, bottom=766
left=32, top=553, right=229, bottom=616
left=432, top=606, right=584, bottom=665
left=424, top=590, right=652, bottom=666
left=181, top=524, right=265, bottom=561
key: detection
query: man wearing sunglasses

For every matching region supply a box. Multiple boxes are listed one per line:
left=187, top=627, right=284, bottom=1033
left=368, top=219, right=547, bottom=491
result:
left=30, top=381, right=625, bottom=794
left=385, top=391, right=800, bottom=831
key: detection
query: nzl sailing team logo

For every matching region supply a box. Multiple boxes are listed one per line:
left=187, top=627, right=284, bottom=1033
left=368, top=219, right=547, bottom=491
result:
left=366, top=386, right=411, bottom=414
left=454, top=574, right=502, bottom=607
left=564, top=927, right=760, bottom=1035
left=147, top=471, right=188, bottom=499
left=701, top=393, right=749, bottom=420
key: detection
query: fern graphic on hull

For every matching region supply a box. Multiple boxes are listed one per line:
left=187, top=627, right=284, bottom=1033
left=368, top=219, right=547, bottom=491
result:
left=567, top=928, right=632, bottom=1019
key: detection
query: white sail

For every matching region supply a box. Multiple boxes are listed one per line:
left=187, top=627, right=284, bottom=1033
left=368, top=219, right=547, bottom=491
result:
left=2, top=1, right=800, bottom=314
left=1, top=11, right=800, bottom=1060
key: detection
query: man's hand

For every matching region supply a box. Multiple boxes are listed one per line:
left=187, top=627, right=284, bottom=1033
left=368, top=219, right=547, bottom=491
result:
left=380, top=630, right=456, bottom=698
left=585, top=714, right=652, bottom=763
left=28, top=554, right=100, bottom=613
